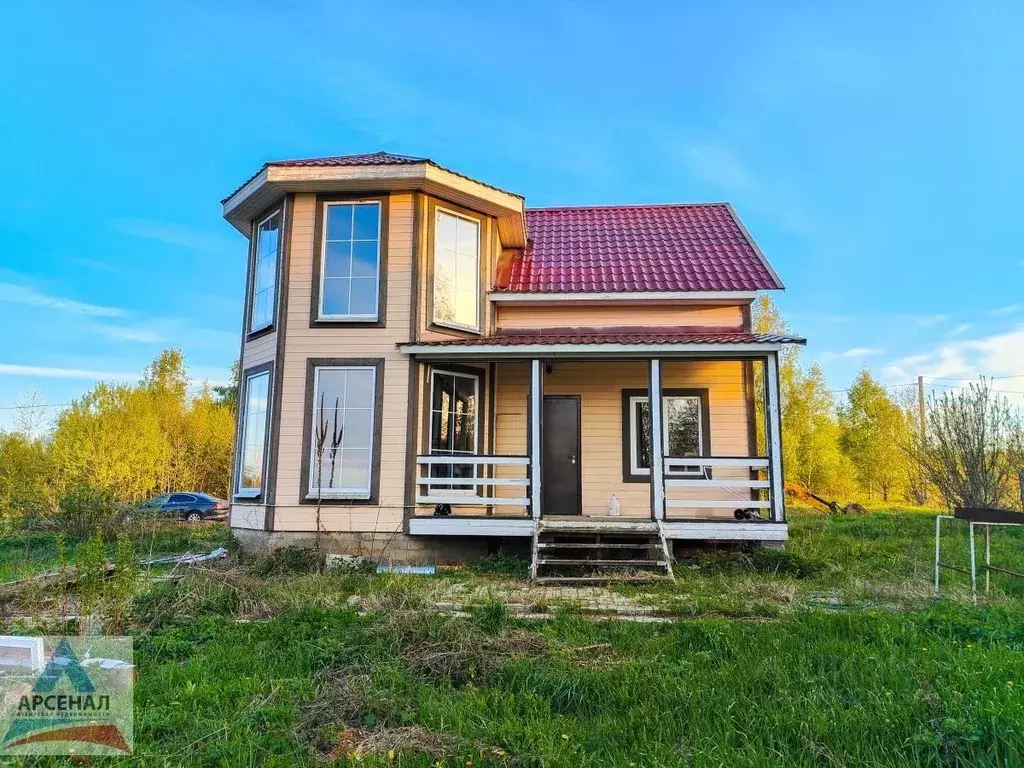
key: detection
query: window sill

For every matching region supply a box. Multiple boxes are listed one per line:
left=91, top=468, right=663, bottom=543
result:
left=431, top=319, right=482, bottom=335
left=304, top=492, right=371, bottom=501
left=245, top=323, right=275, bottom=342
left=311, top=315, right=383, bottom=329
left=233, top=489, right=262, bottom=500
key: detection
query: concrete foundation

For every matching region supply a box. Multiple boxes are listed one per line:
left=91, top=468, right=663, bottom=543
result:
left=232, top=527, right=530, bottom=564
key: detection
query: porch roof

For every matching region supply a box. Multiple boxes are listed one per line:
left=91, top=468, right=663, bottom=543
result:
left=399, top=326, right=805, bottom=358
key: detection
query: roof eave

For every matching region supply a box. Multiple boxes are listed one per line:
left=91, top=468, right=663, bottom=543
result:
left=222, top=161, right=527, bottom=245
left=398, top=339, right=803, bottom=359
left=722, top=202, right=785, bottom=291
left=488, top=290, right=759, bottom=303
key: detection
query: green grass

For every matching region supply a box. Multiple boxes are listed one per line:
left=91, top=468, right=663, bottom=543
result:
left=5, top=511, right=1024, bottom=766
left=0, top=523, right=232, bottom=583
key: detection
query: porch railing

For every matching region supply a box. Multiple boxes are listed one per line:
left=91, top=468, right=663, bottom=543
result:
left=415, top=455, right=531, bottom=508
left=663, top=457, right=772, bottom=515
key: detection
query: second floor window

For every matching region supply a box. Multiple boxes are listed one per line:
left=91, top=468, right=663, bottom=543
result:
left=433, top=209, right=480, bottom=331
left=250, top=211, right=280, bottom=332
left=321, top=202, right=382, bottom=320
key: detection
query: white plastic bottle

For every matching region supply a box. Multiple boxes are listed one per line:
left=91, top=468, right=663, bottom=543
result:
left=608, top=493, right=621, bottom=516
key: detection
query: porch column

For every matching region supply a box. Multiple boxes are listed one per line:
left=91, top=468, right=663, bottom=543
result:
left=649, top=359, right=666, bottom=521
left=529, top=358, right=543, bottom=519
left=765, top=352, right=785, bottom=522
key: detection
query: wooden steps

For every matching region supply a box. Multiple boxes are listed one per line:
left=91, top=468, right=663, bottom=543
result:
left=530, top=521, right=675, bottom=585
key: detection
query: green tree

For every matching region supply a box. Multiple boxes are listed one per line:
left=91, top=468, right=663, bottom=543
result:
left=49, top=350, right=235, bottom=501
left=0, top=430, right=53, bottom=520
left=839, top=369, right=911, bottom=501
left=783, top=363, right=857, bottom=498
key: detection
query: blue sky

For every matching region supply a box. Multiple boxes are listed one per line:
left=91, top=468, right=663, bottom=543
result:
left=2, top=1, right=1024, bottom=430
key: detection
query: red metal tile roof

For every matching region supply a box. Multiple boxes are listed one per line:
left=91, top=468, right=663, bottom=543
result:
left=408, top=326, right=804, bottom=347
left=503, top=203, right=783, bottom=294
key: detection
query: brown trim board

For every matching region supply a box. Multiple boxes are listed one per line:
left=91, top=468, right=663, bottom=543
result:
left=264, top=194, right=293, bottom=530
left=298, top=357, right=386, bottom=506
left=403, top=359, right=421, bottom=532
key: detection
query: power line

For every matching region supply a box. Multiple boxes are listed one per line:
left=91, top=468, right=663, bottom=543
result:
left=0, top=402, right=70, bottom=410
left=923, top=374, right=1024, bottom=382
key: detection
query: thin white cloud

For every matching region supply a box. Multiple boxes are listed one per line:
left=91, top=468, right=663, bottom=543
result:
left=112, top=218, right=237, bottom=252
left=894, top=313, right=950, bottom=328
left=0, top=363, right=137, bottom=381
left=840, top=347, right=884, bottom=358
left=89, top=323, right=165, bottom=344
left=682, top=143, right=757, bottom=194
left=69, top=257, right=118, bottom=273
left=0, top=282, right=126, bottom=318
left=822, top=347, right=884, bottom=360
left=991, top=304, right=1022, bottom=315
left=949, top=323, right=972, bottom=336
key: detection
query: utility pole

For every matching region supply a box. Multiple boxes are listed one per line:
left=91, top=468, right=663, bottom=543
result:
left=917, top=376, right=926, bottom=435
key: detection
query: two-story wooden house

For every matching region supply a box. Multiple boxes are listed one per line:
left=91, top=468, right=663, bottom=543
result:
left=222, top=151, right=803, bottom=574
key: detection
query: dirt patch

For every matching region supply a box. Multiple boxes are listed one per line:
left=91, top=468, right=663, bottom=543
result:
left=303, top=668, right=517, bottom=763
left=396, top=617, right=548, bottom=684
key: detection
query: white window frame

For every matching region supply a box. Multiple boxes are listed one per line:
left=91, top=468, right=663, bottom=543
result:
left=236, top=370, right=271, bottom=497
left=306, top=365, right=377, bottom=499
left=432, top=207, right=481, bottom=333
left=249, top=210, right=281, bottom=333
left=428, top=368, right=481, bottom=496
left=628, top=394, right=705, bottom=477
left=318, top=201, right=383, bottom=322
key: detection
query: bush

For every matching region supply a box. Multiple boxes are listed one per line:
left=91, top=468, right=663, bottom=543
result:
left=245, top=546, right=323, bottom=577
left=53, top=484, right=131, bottom=540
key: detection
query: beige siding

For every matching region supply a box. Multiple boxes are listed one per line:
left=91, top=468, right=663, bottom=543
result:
left=241, top=330, right=276, bottom=368
left=488, top=360, right=755, bottom=519
left=495, top=303, right=744, bottom=331
left=270, top=192, right=414, bottom=533
left=230, top=503, right=266, bottom=530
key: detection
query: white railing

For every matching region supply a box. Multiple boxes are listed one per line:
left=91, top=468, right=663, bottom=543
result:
left=663, top=457, right=772, bottom=513
left=415, top=455, right=531, bottom=507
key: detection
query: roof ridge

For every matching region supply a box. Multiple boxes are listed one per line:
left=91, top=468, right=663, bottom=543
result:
left=267, top=150, right=428, bottom=165
left=526, top=202, right=731, bottom=213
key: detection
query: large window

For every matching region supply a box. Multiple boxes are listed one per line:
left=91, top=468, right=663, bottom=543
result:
left=624, top=390, right=707, bottom=480
left=308, top=366, right=376, bottom=497
left=237, top=370, right=270, bottom=495
left=250, top=211, right=281, bottom=332
left=432, top=209, right=480, bottom=331
left=429, top=370, right=479, bottom=491
left=320, top=202, right=382, bottom=320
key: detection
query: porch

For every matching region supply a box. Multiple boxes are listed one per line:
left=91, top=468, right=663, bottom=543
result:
left=400, top=337, right=790, bottom=543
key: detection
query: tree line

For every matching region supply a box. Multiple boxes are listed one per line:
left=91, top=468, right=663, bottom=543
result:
left=0, top=350, right=237, bottom=521
left=755, top=295, right=1023, bottom=510
left=2, top=301, right=1021, bottom=522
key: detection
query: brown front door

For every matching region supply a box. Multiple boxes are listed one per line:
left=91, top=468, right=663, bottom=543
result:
left=542, top=395, right=581, bottom=515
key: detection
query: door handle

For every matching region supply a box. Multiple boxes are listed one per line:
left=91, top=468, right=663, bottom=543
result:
left=570, top=454, right=577, bottom=465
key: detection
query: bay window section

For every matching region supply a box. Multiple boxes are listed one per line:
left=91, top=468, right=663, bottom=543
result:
left=250, top=211, right=280, bottom=332
left=308, top=366, right=376, bottom=498
left=432, top=209, right=480, bottom=331
left=237, top=370, right=270, bottom=496
left=320, top=202, right=381, bottom=320
left=429, top=370, right=479, bottom=492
